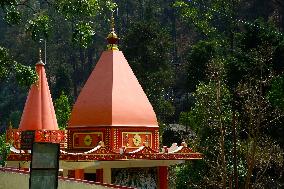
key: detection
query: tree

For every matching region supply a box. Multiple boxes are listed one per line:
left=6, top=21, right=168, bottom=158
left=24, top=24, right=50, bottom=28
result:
left=0, top=0, right=116, bottom=86
left=174, top=0, right=284, bottom=188
left=0, top=133, right=10, bottom=167
left=54, top=92, right=71, bottom=130
left=176, top=59, right=233, bottom=189
left=1, top=0, right=116, bottom=46
left=122, top=20, right=175, bottom=123
left=0, top=46, right=37, bottom=86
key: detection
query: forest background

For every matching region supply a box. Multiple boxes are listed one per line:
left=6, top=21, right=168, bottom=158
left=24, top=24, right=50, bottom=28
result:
left=0, top=0, right=284, bottom=188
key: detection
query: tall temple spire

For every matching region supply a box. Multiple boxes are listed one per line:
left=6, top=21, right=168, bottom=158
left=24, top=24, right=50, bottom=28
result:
left=69, top=21, right=158, bottom=129
left=107, top=13, right=119, bottom=50
left=19, top=49, right=58, bottom=130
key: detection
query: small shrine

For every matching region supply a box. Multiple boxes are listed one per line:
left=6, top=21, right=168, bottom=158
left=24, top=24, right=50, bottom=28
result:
left=6, top=18, right=202, bottom=189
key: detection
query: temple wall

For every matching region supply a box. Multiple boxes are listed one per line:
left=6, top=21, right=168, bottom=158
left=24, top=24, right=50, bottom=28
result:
left=0, top=171, right=111, bottom=189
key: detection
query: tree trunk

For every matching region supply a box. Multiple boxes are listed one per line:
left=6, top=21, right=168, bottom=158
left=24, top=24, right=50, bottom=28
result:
left=217, top=79, right=227, bottom=189
left=233, top=111, right=239, bottom=189
left=71, top=54, right=78, bottom=99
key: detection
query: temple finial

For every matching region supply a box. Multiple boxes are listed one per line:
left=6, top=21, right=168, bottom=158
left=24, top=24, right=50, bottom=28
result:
left=8, top=121, right=13, bottom=129
left=107, top=12, right=119, bottom=50
left=36, top=48, right=44, bottom=65
left=110, top=12, right=115, bottom=32
left=39, top=48, right=42, bottom=60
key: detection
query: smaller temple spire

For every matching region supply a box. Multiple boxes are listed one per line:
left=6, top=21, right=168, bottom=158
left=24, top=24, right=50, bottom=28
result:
left=19, top=50, right=58, bottom=131
left=36, top=48, right=45, bottom=65
left=107, top=13, right=119, bottom=50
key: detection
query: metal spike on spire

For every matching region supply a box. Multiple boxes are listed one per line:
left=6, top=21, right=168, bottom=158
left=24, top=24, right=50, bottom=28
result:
left=8, top=121, right=13, bottom=129
left=107, top=11, right=119, bottom=50
left=39, top=48, right=42, bottom=60
left=37, top=48, right=45, bottom=65
left=110, top=11, right=115, bottom=32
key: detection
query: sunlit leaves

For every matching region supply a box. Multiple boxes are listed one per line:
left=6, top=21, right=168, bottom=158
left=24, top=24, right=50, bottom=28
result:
left=14, top=63, right=38, bottom=87
left=0, top=47, right=12, bottom=81
left=54, top=0, right=116, bottom=47
left=55, top=0, right=99, bottom=19
left=0, top=46, right=37, bottom=86
left=72, top=22, right=95, bottom=48
left=174, top=1, right=216, bottom=36
left=0, top=134, right=10, bottom=167
left=1, top=0, right=21, bottom=25
left=26, top=15, right=51, bottom=41
left=1, top=0, right=116, bottom=47
left=268, top=75, right=284, bottom=111
left=4, top=9, right=21, bottom=25
left=0, top=0, right=18, bottom=8
left=55, top=0, right=116, bottom=20
left=54, top=92, right=71, bottom=130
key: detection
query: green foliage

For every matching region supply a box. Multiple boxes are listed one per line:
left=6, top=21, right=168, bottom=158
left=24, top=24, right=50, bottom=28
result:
left=53, top=66, right=72, bottom=99
left=175, top=160, right=207, bottom=189
left=54, top=92, right=71, bottom=130
left=0, top=46, right=37, bottom=86
left=8, top=111, right=21, bottom=129
left=1, top=0, right=116, bottom=46
left=179, top=111, right=190, bottom=127
left=239, top=19, right=282, bottom=50
left=72, top=22, right=95, bottom=48
left=122, top=20, right=174, bottom=122
left=0, top=0, right=17, bottom=8
left=268, top=76, right=284, bottom=111
left=162, top=128, right=183, bottom=147
left=14, top=63, right=38, bottom=87
left=0, top=0, right=20, bottom=25
left=0, top=46, right=13, bottom=80
left=26, top=15, right=51, bottom=41
left=176, top=78, right=233, bottom=188
left=0, top=134, right=10, bottom=167
left=175, top=1, right=284, bottom=187
left=4, top=9, right=21, bottom=25
left=0, top=0, right=283, bottom=187
left=190, top=81, right=232, bottom=144
left=184, top=40, right=221, bottom=92
left=55, top=0, right=116, bottom=20
left=174, top=1, right=216, bottom=36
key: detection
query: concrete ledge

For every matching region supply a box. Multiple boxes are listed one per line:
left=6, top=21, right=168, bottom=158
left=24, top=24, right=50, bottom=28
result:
left=0, top=167, right=136, bottom=189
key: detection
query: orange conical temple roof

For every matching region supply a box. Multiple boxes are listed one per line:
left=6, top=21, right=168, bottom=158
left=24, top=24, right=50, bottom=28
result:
left=19, top=56, right=58, bottom=130
left=68, top=50, right=158, bottom=128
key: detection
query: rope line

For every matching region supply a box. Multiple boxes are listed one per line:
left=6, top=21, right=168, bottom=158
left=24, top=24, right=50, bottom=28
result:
left=184, top=0, right=283, bottom=36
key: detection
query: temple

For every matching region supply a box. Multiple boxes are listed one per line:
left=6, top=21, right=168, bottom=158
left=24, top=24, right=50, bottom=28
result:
left=5, top=18, right=202, bottom=189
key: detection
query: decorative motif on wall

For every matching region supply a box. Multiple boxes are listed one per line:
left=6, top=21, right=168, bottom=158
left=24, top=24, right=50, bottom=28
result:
left=133, top=134, right=141, bottom=146
left=73, top=132, right=103, bottom=148
left=7, top=142, right=203, bottom=161
left=154, top=130, right=159, bottom=150
left=113, top=129, right=118, bottom=149
left=122, top=132, right=152, bottom=148
left=6, top=129, right=65, bottom=148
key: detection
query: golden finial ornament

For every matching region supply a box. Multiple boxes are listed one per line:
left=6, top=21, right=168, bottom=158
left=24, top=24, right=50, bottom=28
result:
left=8, top=121, right=13, bottom=129
left=107, top=12, right=119, bottom=50
left=36, top=48, right=45, bottom=65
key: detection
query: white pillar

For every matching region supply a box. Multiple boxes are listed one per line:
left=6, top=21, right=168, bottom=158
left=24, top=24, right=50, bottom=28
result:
left=63, top=169, right=68, bottom=177
left=103, top=167, right=111, bottom=184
